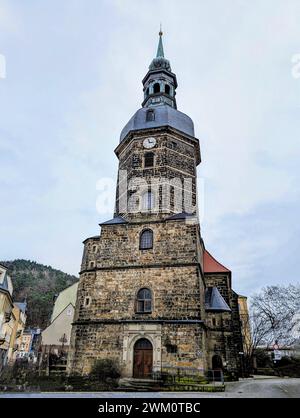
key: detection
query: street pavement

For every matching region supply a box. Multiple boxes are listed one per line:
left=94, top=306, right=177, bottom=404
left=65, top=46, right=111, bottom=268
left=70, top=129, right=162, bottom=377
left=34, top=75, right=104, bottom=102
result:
left=0, top=377, right=299, bottom=398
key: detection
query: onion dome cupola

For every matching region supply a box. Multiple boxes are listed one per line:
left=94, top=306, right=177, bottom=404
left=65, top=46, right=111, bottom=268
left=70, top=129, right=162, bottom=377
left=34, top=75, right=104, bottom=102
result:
left=142, top=28, right=178, bottom=109
left=119, top=29, right=195, bottom=144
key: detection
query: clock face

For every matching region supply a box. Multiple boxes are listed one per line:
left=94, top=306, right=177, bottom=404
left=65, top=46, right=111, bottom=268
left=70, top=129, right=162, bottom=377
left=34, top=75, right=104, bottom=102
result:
left=143, top=137, right=156, bottom=149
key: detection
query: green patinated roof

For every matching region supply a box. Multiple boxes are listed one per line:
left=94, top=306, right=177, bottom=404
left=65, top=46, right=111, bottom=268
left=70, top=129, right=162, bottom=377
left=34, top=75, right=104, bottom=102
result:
left=156, top=30, right=164, bottom=58
left=149, top=30, right=171, bottom=72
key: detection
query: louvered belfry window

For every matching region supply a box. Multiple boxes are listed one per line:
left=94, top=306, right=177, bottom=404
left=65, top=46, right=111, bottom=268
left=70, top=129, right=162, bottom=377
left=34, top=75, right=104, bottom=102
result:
left=136, top=288, right=152, bottom=313
left=140, top=229, right=153, bottom=250
left=144, top=152, right=154, bottom=168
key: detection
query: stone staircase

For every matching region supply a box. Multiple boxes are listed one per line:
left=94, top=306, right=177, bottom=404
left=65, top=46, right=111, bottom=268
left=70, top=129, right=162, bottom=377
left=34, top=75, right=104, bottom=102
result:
left=118, top=378, right=162, bottom=392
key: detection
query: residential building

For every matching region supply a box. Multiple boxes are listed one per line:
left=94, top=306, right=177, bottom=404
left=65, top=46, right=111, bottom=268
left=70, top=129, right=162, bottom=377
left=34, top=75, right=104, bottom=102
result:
left=0, top=263, right=14, bottom=371
left=7, top=302, right=27, bottom=363
left=18, top=328, right=41, bottom=361
left=42, top=282, right=78, bottom=355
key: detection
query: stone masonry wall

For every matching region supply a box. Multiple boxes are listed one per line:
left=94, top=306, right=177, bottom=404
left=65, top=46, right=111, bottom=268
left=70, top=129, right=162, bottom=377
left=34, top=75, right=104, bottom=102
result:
left=81, top=220, right=202, bottom=272
left=115, top=129, right=199, bottom=219
left=74, top=265, right=203, bottom=322
left=68, top=322, right=207, bottom=376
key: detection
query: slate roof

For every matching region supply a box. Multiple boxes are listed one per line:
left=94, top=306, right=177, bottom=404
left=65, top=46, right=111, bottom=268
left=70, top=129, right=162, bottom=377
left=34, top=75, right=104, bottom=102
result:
left=166, top=212, right=197, bottom=221
left=15, top=302, right=27, bottom=313
left=100, top=216, right=128, bottom=226
left=205, top=287, right=231, bottom=312
left=82, top=235, right=100, bottom=244
left=120, top=105, right=195, bottom=142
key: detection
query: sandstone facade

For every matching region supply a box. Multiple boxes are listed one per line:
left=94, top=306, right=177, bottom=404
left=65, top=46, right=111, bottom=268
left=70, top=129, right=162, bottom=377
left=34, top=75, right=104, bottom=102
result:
left=68, top=32, right=244, bottom=379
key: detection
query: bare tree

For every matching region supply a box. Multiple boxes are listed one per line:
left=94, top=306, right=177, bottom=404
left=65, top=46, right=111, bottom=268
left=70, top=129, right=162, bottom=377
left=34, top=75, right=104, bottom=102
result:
left=240, top=311, right=274, bottom=373
left=239, top=284, right=300, bottom=373
left=251, top=284, right=300, bottom=347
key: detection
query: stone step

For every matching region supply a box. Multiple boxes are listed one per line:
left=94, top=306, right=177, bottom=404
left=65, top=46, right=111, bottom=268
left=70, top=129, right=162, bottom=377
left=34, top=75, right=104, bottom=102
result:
left=118, top=378, right=162, bottom=392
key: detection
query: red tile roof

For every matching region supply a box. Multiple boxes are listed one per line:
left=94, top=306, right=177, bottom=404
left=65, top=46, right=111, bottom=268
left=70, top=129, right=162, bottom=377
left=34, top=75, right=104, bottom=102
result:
left=203, top=250, right=231, bottom=273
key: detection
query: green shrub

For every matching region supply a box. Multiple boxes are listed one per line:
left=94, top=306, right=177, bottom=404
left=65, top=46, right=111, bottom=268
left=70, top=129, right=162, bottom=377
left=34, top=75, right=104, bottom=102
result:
left=90, top=359, right=120, bottom=382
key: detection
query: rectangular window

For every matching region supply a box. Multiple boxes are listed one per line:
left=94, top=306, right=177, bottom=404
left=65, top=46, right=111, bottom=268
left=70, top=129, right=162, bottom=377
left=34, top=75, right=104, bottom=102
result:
left=144, top=152, right=154, bottom=168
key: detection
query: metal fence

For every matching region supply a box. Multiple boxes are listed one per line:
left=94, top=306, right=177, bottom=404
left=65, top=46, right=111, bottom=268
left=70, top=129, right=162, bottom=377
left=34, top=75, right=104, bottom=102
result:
left=149, top=367, right=224, bottom=385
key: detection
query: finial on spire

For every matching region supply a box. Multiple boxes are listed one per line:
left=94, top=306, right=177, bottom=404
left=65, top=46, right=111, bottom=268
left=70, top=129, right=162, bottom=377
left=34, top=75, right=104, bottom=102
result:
left=159, top=23, right=163, bottom=37
left=156, top=24, right=164, bottom=58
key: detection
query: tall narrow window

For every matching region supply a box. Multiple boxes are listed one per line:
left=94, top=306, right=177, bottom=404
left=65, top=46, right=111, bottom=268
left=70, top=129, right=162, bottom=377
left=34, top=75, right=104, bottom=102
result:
left=144, top=152, right=154, bottom=168
left=140, top=229, right=153, bottom=250
left=165, top=84, right=171, bottom=95
left=142, top=191, right=154, bottom=211
left=153, top=83, right=160, bottom=93
left=136, top=288, right=152, bottom=313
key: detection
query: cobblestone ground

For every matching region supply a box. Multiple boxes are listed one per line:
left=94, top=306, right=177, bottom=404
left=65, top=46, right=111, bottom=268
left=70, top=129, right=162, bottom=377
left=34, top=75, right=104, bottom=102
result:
left=0, top=378, right=299, bottom=398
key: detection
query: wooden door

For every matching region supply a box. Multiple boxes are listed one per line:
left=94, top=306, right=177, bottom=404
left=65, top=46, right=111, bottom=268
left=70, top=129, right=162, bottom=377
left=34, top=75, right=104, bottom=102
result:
left=133, top=338, right=153, bottom=378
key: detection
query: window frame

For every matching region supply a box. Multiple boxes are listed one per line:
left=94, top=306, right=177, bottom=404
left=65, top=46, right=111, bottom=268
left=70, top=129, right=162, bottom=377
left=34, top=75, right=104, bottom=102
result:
left=84, top=296, right=91, bottom=307
left=144, top=152, right=154, bottom=168
left=146, top=109, right=155, bottom=122
left=139, top=229, right=153, bottom=250
left=136, top=288, right=152, bottom=314
left=165, top=84, right=171, bottom=95
left=153, top=82, right=160, bottom=94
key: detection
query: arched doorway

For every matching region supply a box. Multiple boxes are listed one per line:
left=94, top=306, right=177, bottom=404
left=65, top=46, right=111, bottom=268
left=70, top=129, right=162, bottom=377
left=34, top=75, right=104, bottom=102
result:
left=212, top=354, right=223, bottom=370
left=133, top=338, right=153, bottom=378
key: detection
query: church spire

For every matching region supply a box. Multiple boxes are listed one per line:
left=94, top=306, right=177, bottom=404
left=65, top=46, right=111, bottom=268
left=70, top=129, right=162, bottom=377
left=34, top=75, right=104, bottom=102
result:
left=142, top=29, right=178, bottom=109
left=156, top=25, right=164, bottom=58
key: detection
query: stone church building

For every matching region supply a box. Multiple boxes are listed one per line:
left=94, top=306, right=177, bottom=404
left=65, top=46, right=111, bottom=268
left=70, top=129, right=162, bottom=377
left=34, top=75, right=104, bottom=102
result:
left=68, top=32, right=244, bottom=379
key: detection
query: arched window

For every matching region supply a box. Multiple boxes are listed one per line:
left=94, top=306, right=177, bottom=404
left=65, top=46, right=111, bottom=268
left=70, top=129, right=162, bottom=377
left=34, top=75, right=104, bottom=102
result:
left=144, top=152, right=154, bottom=168
left=153, top=83, right=160, bottom=93
left=146, top=109, right=155, bottom=122
left=142, top=191, right=154, bottom=211
left=136, top=288, right=152, bottom=313
left=140, top=229, right=153, bottom=250
left=165, top=84, right=171, bottom=95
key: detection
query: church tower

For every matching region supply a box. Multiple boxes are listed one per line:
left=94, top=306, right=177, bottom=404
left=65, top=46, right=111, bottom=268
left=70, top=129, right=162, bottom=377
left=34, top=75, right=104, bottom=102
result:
left=68, top=31, right=243, bottom=380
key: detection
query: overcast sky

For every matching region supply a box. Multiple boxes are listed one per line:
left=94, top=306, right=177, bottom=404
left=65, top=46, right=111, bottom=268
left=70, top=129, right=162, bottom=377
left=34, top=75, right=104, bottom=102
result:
left=0, top=0, right=300, bottom=297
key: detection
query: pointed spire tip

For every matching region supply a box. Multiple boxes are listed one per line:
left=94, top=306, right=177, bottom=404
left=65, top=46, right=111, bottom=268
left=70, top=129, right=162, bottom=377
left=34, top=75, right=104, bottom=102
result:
left=159, top=23, right=163, bottom=37
left=156, top=24, right=164, bottom=58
